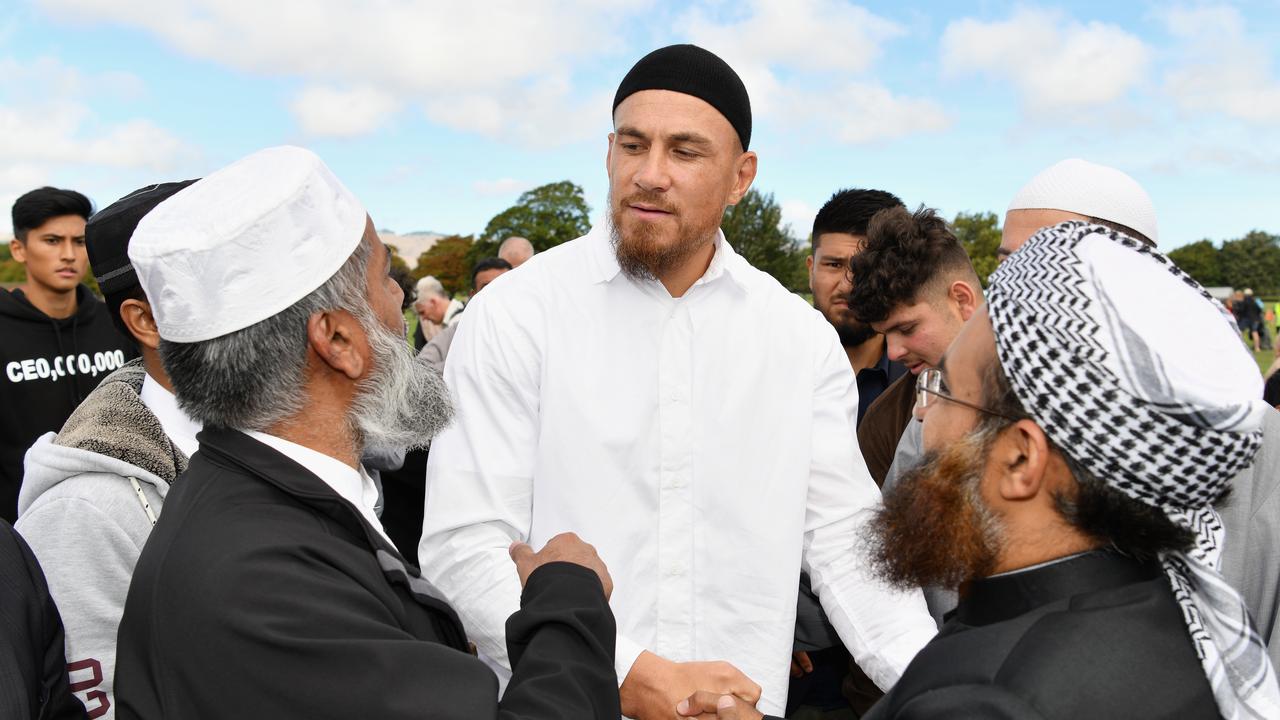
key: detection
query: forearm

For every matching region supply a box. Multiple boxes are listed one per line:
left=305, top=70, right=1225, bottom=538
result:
left=807, top=512, right=934, bottom=690
left=501, top=563, right=619, bottom=719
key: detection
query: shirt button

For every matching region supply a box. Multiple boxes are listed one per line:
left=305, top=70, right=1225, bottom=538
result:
left=667, top=562, right=687, bottom=577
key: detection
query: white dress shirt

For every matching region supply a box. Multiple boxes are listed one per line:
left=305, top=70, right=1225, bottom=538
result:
left=244, top=431, right=395, bottom=549
left=420, top=226, right=935, bottom=714
left=139, top=374, right=201, bottom=458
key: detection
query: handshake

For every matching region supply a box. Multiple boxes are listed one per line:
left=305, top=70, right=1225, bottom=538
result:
left=509, top=533, right=768, bottom=720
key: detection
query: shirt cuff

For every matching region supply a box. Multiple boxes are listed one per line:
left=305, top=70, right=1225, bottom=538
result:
left=614, top=634, right=646, bottom=689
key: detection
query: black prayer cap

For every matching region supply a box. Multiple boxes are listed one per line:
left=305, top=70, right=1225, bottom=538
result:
left=86, top=180, right=198, bottom=295
left=613, top=44, right=752, bottom=151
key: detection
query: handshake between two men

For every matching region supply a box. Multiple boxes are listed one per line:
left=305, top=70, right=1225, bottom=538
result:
left=511, top=533, right=768, bottom=720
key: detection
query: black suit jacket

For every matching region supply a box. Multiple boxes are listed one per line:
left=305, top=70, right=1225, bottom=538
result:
left=862, top=550, right=1218, bottom=719
left=115, top=428, right=619, bottom=719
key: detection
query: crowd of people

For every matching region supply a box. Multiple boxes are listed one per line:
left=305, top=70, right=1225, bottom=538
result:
left=2, top=43, right=1277, bottom=720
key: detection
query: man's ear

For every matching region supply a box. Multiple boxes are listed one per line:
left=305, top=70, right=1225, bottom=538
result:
left=952, top=280, right=981, bottom=322
left=989, top=419, right=1050, bottom=503
left=306, top=309, right=366, bottom=380
left=605, top=132, right=616, bottom=181
left=10, top=237, right=26, bottom=263
left=119, top=299, right=161, bottom=351
left=726, top=151, right=758, bottom=206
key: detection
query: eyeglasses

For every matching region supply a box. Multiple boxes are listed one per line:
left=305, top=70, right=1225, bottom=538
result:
left=916, top=367, right=1018, bottom=421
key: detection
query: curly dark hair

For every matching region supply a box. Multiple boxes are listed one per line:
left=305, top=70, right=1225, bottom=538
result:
left=979, top=357, right=1194, bottom=560
left=847, top=205, right=976, bottom=324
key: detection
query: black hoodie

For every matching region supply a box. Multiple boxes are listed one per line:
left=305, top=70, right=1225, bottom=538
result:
left=0, top=285, right=136, bottom=522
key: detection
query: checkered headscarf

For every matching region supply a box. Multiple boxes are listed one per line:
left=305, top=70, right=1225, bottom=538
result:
left=988, top=221, right=1280, bottom=720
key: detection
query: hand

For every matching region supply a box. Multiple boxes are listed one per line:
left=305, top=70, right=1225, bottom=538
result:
left=620, top=651, right=761, bottom=720
left=676, top=691, right=765, bottom=720
left=509, top=532, right=612, bottom=599
left=789, top=650, right=813, bottom=678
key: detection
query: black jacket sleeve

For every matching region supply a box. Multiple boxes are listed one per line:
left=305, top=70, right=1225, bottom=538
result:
left=0, top=521, right=86, bottom=720
left=862, top=684, right=1045, bottom=720
left=502, top=562, right=619, bottom=719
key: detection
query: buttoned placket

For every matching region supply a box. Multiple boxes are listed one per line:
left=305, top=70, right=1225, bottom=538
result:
left=655, top=291, right=696, bottom=660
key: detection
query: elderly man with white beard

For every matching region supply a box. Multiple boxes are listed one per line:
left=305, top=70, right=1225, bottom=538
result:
left=112, top=146, right=621, bottom=719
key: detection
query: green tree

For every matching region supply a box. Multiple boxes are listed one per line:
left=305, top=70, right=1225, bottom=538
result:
left=471, top=181, right=592, bottom=264
left=951, top=211, right=1001, bottom=286
left=414, top=235, right=474, bottom=296
left=720, top=189, right=808, bottom=292
left=1220, top=231, right=1280, bottom=295
left=1167, top=239, right=1225, bottom=287
left=0, top=243, right=23, bottom=283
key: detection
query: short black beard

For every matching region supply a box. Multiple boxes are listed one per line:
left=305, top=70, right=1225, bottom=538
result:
left=865, top=431, right=1004, bottom=591
left=835, top=322, right=877, bottom=349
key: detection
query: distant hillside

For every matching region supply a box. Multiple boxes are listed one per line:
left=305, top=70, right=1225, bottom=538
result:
left=379, top=230, right=445, bottom=270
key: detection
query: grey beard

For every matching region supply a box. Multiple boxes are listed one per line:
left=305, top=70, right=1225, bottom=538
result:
left=348, top=314, right=454, bottom=456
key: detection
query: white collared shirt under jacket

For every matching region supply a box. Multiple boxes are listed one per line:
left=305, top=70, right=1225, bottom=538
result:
left=420, top=226, right=935, bottom=715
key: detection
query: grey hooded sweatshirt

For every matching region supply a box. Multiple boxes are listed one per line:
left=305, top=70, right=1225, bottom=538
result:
left=16, top=360, right=186, bottom=720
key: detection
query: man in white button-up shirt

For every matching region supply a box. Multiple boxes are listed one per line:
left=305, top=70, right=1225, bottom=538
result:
left=421, top=45, right=935, bottom=719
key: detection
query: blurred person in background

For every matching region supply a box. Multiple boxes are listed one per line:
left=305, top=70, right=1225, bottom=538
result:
left=498, top=236, right=535, bottom=267
left=410, top=275, right=461, bottom=351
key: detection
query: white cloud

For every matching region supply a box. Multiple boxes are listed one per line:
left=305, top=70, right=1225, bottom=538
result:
left=0, top=56, right=193, bottom=213
left=291, top=85, right=400, bottom=138
left=36, top=0, right=641, bottom=145
left=683, top=0, right=948, bottom=144
left=796, top=82, right=951, bottom=145
left=473, top=178, right=532, bottom=196
left=940, top=8, right=1150, bottom=112
left=780, top=199, right=815, bottom=239
left=1161, top=5, right=1280, bottom=124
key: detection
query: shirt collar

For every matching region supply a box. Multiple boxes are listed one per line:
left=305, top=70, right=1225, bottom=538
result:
left=139, top=373, right=202, bottom=458
left=587, top=223, right=750, bottom=293
left=242, top=430, right=377, bottom=520
left=952, top=549, right=1161, bottom=627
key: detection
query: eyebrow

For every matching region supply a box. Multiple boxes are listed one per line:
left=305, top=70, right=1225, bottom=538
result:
left=615, top=126, right=714, bottom=147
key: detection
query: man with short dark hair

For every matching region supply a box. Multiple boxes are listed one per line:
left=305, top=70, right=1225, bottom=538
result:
left=850, top=206, right=983, bottom=490
left=0, top=187, right=134, bottom=522
left=808, top=189, right=909, bottom=423
left=422, top=44, right=934, bottom=719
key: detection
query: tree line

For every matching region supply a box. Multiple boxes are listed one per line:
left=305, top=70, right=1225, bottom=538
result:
left=4, top=182, right=1273, bottom=299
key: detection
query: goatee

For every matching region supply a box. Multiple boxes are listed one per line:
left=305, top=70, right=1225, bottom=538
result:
left=865, top=429, right=1005, bottom=590
left=348, top=313, right=454, bottom=455
left=608, top=190, right=718, bottom=282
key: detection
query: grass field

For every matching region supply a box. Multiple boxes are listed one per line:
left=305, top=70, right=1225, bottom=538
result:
left=1255, top=349, right=1275, bottom=375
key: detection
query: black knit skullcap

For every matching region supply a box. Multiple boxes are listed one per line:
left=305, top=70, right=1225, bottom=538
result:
left=613, top=44, right=752, bottom=151
left=86, top=179, right=198, bottom=295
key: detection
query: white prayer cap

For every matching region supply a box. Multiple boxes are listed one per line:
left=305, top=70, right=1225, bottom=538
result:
left=129, top=146, right=367, bottom=342
left=1007, top=158, right=1158, bottom=245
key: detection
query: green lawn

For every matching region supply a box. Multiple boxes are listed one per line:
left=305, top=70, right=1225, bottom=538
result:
left=1255, top=349, right=1275, bottom=375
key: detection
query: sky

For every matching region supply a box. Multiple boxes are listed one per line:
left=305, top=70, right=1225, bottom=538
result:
left=3, top=0, right=1279, bottom=249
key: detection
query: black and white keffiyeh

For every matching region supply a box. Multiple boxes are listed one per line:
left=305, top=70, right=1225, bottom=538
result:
left=987, top=221, right=1280, bottom=720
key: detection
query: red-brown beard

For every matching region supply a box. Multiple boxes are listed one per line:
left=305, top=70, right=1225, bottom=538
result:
left=608, top=190, right=720, bottom=282
left=866, top=429, right=1005, bottom=591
